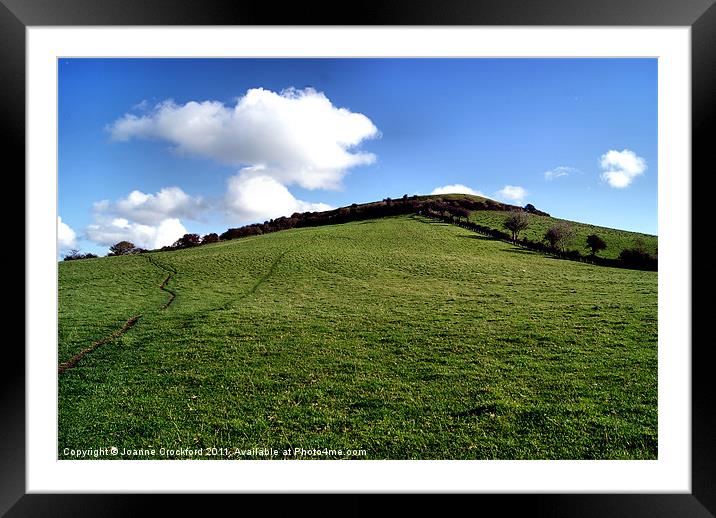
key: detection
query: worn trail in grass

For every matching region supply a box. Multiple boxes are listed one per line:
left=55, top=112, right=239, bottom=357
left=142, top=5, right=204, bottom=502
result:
left=58, top=254, right=169, bottom=365
left=58, top=215, right=657, bottom=459
left=58, top=253, right=178, bottom=372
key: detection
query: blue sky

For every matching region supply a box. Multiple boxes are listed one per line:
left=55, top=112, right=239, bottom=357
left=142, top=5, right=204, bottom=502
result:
left=58, top=58, right=657, bottom=255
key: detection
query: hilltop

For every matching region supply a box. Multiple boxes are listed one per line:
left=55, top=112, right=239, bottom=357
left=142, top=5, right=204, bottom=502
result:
left=214, top=193, right=521, bottom=242
left=65, top=193, right=656, bottom=270
left=130, top=193, right=655, bottom=271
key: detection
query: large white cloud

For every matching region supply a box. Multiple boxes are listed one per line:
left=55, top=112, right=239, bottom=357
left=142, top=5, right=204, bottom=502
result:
left=600, top=149, right=647, bottom=188
left=86, top=217, right=187, bottom=250
left=225, top=169, right=332, bottom=223
left=95, top=186, right=206, bottom=225
left=430, top=184, right=485, bottom=197
left=57, top=216, right=77, bottom=250
left=496, top=185, right=528, bottom=203
left=108, top=87, right=380, bottom=190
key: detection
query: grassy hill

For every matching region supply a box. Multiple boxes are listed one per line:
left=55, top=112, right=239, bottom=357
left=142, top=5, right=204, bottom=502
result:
left=58, top=215, right=657, bottom=459
left=467, top=210, right=657, bottom=260
left=202, top=193, right=655, bottom=267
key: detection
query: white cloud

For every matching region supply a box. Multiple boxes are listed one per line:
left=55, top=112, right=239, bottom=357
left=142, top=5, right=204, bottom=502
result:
left=85, top=187, right=202, bottom=251
left=544, top=166, right=577, bottom=181
left=132, top=99, right=149, bottom=111
left=86, top=217, right=187, bottom=250
left=600, top=149, right=647, bottom=188
left=225, top=170, right=332, bottom=223
left=430, top=184, right=485, bottom=197
left=496, top=185, right=528, bottom=203
left=153, top=219, right=188, bottom=249
left=108, top=87, right=379, bottom=191
left=57, top=216, right=77, bottom=250
left=98, top=186, right=206, bottom=225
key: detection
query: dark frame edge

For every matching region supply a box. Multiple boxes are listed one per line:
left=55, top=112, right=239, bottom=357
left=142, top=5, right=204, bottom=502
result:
left=1, top=0, right=27, bottom=517
left=8, top=0, right=715, bottom=516
left=691, top=0, right=716, bottom=514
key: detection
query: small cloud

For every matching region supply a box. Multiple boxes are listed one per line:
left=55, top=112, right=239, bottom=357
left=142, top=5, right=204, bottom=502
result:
left=430, top=184, right=485, bottom=197
left=544, top=166, right=578, bottom=181
left=224, top=170, right=332, bottom=223
left=600, top=149, right=647, bottom=188
left=496, top=185, right=528, bottom=203
left=57, top=216, right=77, bottom=250
left=132, top=99, right=149, bottom=111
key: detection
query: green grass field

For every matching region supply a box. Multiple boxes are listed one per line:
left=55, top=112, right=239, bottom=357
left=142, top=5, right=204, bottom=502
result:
left=58, top=215, right=657, bottom=459
left=468, top=210, right=658, bottom=259
left=58, top=254, right=169, bottom=365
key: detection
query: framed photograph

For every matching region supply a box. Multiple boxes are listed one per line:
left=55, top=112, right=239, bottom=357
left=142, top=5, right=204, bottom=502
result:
left=9, top=0, right=714, bottom=515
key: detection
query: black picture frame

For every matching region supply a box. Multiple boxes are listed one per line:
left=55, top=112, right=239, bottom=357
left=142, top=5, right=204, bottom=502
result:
left=7, top=0, right=714, bottom=515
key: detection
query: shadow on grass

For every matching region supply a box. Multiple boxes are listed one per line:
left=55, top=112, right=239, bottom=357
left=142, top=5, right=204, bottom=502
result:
left=501, top=248, right=542, bottom=256
left=456, top=234, right=495, bottom=242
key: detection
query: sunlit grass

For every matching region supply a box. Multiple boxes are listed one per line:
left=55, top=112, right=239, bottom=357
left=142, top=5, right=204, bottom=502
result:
left=58, top=215, right=657, bottom=459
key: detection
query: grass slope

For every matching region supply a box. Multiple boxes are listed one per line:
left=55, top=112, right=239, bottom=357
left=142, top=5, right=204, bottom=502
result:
left=58, top=215, right=657, bottom=459
left=468, top=210, right=657, bottom=260
left=58, top=255, right=169, bottom=364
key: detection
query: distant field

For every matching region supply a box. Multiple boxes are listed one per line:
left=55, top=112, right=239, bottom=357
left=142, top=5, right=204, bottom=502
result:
left=468, top=210, right=657, bottom=260
left=58, top=215, right=657, bottom=459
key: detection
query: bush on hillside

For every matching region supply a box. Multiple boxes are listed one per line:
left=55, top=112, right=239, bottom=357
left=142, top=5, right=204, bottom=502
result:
left=201, top=233, right=220, bottom=245
left=62, top=249, right=98, bottom=261
left=172, top=234, right=201, bottom=249
left=108, top=241, right=138, bottom=256
left=619, top=247, right=657, bottom=270
left=586, top=234, right=607, bottom=256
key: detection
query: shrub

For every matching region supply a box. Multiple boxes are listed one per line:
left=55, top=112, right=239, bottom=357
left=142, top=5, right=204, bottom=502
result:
left=452, top=207, right=471, bottom=220
left=172, top=233, right=201, bottom=249
left=524, top=203, right=550, bottom=217
left=201, top=233, right=220, bottom=245
left=108, top=241, right=137, bottom=256
left=585, top=234, right=607, bottom=256
left=619, top=244, right=657, bottom=270
left=62, top=249, right=98, bottom=261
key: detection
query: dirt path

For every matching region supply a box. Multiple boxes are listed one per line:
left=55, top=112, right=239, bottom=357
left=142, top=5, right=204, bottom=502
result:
left=58, top=315, right=140, bottom=374
left=145, top=254, right=177, bottom=309
left=58, top=253, right=178, bottom=375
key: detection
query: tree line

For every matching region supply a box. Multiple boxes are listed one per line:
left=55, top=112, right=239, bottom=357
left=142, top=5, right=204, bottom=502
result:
left=61, top=194, right=657, bottom=271
left=63, top=195, right=528, bottom=260
left=423, top=208, right=657, bottom=271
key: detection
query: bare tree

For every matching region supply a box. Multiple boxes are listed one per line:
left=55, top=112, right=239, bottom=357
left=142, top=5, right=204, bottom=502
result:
left=544, top=222, right=575, bottom=252
left=503, top=211, right=530, bottom=243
